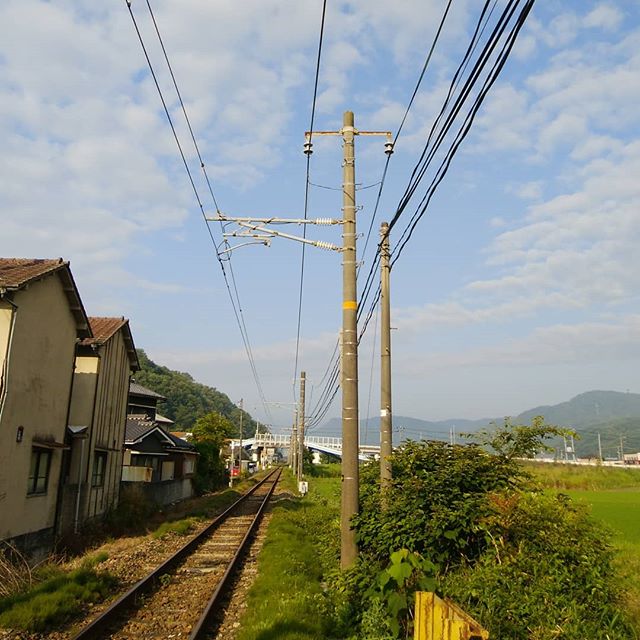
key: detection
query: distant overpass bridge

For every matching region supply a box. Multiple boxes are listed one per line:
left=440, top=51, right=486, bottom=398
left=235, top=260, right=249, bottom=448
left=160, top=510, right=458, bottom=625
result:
left=233, top=433, right=379, bottom=461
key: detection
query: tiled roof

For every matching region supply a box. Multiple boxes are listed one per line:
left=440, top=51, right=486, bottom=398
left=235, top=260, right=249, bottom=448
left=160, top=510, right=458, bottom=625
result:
left=82, top=317, right=140, bottom=371
left=129, top=381, right=165, bottom=400
left=125, top=415, right=195, bottom=451
left=83, top=317, right=128, bottom=345
left=166, top=430, right=196, bottom=451
left=0, top=258, right=66, bottom=289
left=0, top=257, right=91, bottom=338
left=125, top=415, right=156, bottom=442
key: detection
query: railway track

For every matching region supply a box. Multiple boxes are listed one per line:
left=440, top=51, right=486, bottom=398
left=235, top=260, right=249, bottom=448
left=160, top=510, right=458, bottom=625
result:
left=71, top=467, right=282, bottom=640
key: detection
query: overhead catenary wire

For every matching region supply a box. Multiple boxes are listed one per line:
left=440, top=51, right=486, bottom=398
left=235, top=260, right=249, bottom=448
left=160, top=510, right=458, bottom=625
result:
left=356, top=0, right=457, bottom=346
left=126, top=0, right=273, bottom=423
left=292, top=0, right=328, bottom=403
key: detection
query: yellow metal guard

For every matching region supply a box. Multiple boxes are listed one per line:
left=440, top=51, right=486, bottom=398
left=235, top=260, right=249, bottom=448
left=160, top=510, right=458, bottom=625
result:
left=414, top=592, right=489, bottom=640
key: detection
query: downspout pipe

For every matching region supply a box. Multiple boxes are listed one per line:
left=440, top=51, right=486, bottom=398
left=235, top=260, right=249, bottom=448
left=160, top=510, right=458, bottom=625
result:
left=74, top=434, right=87, bottom=534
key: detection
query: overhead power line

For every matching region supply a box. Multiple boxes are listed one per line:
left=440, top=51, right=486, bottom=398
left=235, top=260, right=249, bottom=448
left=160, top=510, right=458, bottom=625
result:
left=307, top=0, right=456, bottom=430
left=126, top=0, right=273, bottom=423
left=356, top=0, right=534, bottom=347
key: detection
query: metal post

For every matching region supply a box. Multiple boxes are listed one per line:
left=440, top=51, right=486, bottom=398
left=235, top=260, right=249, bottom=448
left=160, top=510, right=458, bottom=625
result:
left=298, top=371, right=306, bottom=482
left=341, top=110, right=359, bottom=568
left=380, top=222, right=392, bottom=494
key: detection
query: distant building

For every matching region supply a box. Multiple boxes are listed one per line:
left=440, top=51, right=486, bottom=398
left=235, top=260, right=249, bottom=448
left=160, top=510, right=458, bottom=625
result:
left=122, top=382, right=197, bottom=505
left=0, top=258, right=91, bottom=556
left=623, top=452, right=640, bottom=465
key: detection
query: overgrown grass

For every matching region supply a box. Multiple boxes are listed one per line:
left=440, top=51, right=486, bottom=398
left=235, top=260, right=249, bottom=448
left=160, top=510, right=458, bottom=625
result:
left=0, top=555, right=115, bottom=632
left=521, top=460, right=640, bottom=490
left=236, top=470, right=343, bottom=640
left=152, top=517, right=199, bottom=539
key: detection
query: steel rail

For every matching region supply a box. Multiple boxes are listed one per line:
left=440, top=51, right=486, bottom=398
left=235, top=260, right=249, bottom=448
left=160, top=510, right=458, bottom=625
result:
left=71, top=467, right=281, bottom=640
left=190, top=466, right=281, bottom=638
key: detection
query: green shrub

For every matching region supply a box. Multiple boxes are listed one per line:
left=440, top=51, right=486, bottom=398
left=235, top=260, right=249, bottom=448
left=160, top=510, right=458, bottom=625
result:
left=192, top=440, right=228, bottom=494
left=354, top=440, right=520, bottom=565
left=352, top=435, right=635, bottom=639
left=441, top=492, right=637, bottom=639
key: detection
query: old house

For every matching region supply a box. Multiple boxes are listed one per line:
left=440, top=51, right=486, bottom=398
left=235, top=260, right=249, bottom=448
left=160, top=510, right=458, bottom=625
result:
left=0, top=258, right=91, bottom=555
left=122, top=382, right=197, bottom=504
left=58, top=317, right=139, bottom=535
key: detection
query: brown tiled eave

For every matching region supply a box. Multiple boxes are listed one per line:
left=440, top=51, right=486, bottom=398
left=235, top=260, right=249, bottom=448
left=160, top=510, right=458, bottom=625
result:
left=0, top=257, right=91, bottom=339
left=82, top=317, right=140, bottom=371
left=0, top=258, right=65, bottom=288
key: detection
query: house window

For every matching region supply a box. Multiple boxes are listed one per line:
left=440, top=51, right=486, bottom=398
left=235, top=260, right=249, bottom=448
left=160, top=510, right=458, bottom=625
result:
left=92, top=452, right=107, bottom=487
left=27, top=448, right=51, bottom=495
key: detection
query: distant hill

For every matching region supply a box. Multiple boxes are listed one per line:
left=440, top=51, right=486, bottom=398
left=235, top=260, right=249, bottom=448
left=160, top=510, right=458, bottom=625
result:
left=513, top=390, right=640, bottom=430
left=322, top=415, right=492, bottom=445
left=133, top=349, right=256, bottom=436
left=323, top=390, right=640, bottom=453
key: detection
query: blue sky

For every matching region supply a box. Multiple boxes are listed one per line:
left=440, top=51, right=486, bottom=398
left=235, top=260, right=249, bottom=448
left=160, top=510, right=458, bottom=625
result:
left=1, top=1, right=639, bottom=430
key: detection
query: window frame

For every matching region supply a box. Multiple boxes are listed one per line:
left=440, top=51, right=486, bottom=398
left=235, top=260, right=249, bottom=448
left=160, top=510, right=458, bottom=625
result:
left=91, top=451, right=107, bottom=487
left=27, top=447, right=52, bottom=495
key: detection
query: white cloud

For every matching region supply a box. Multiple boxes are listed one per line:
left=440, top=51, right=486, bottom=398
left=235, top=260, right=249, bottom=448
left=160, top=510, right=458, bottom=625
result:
left=400, top=316, right=640, bottom=373
left=584, top=5, right=623, bottom=31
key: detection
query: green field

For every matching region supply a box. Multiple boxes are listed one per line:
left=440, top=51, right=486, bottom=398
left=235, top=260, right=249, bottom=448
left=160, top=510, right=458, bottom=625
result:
left=525, top=462, right=640, bottom=626
left=565, top=489, right=640, bottom=544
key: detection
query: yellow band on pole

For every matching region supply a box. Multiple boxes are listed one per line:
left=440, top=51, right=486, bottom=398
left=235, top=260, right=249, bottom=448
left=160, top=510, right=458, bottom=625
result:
left=343, top=300, right=357, bottom=310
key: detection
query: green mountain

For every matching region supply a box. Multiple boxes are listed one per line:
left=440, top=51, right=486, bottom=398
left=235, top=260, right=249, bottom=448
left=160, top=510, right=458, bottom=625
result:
left=133, top=349, right=256, bottom=437
left=513, top=390, right=640, bottom=430
left=324, top=390, right=640, bottom=456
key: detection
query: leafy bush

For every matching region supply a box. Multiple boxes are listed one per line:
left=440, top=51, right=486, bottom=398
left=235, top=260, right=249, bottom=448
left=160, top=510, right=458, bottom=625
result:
left=192, top=440, right=228, bottom=494
left=351, top=425, right=635, bottom=639
left=441, top=492, right=636, bottom=639
left=355, top=440, right=520, bottom=565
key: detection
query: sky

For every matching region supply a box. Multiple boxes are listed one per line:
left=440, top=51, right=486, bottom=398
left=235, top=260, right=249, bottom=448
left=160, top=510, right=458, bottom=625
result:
left=1, top=1, right=639, bottom=431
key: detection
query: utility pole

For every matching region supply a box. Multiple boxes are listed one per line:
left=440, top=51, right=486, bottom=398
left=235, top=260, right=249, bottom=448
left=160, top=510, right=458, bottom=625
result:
left=597, top=432, right=603, bottom=462
left=620, top=434, right=625, bottom=461
left=239, top=398, right=243, bottom=473
left=297, top=371, right=306, bottom=482
left=209, top=112, right=392, bottom=569
left=380, top=222, right=392, bottom=493
left=291, top=412, right=298, bottom=472
left=340, top=110, right=360, bottom=568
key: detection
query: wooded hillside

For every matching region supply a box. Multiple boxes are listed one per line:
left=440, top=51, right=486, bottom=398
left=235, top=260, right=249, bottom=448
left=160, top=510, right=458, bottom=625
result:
left=133, top=349, right=257, bottom=436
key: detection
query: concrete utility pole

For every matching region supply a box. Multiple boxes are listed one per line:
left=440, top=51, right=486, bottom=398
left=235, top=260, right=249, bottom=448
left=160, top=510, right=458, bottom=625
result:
left=239, top=398, right=243, bottom=472
left=597, top=432, right=603, bottom=462
left=291, top=412, right=298, bottom=472
left=210, top=112, right=392, bottom=569
left=340, top=110, right=360, bottom=568
left=297, top=370, right=306, bottom=482
left=380, top=222, right=393, bottom=493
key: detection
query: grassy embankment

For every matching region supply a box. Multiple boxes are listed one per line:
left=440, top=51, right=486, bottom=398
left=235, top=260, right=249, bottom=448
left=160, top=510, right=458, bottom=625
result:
left=236, top=465, right=344, bottom=640
left=523, top=461, right=640, bottom=625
